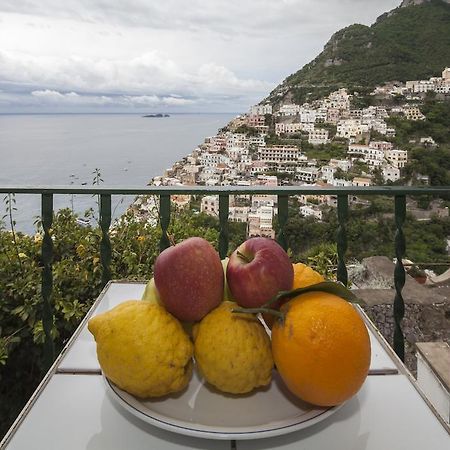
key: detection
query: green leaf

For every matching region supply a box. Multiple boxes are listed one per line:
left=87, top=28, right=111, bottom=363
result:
left=266, top=281, right=362, bottom=307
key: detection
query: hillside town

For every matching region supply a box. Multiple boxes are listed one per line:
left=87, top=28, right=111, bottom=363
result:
left=131, top=68, right=450, bottom=238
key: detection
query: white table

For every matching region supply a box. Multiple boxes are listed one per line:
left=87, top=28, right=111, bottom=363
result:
left=2, top=282, right=449, bottom=450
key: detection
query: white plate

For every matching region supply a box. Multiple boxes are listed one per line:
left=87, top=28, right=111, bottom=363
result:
left=104, top=370, right=342, bottom=440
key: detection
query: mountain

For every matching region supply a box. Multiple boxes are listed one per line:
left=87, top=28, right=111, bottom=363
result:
left=267, top=0, right=450, bottom=105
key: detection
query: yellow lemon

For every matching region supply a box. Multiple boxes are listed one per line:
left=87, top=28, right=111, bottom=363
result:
left=193, top=301, right=273, bottom=394
left=88, top=300, right=193, bottom=398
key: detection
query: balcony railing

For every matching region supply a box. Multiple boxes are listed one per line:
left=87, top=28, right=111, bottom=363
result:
left=2, top=185, right=450, bottom=371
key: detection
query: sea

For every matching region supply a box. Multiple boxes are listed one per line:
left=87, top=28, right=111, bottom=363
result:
left=0, top=113, right=235, bottom=235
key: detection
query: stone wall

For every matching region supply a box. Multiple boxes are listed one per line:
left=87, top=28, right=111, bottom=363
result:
left=350, top=256, right=450, bottom=376
left=361, top=302, right=450, bottom=376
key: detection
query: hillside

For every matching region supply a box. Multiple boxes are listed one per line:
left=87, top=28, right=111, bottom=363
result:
left=268, top=0, right=450, bottom=104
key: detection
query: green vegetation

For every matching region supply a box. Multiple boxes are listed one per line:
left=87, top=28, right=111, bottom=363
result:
left=0, top=205, right=244, bottom=439
left=268, top=0, right=450, bottom=104
left=1, top=190, right=450, bottom=439
left=282, top=204, right=450, bottom=266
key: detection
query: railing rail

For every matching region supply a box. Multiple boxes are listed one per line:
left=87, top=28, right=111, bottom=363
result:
left=2, top=184, right=450, bottom=370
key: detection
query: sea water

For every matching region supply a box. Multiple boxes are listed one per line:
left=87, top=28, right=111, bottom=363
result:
left=0, top=113, right=234, bottom=234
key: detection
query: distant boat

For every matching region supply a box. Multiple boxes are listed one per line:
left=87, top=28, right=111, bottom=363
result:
left=76, top=218, right=91, bottom=227
left=142, top=113, right=170, bottom=118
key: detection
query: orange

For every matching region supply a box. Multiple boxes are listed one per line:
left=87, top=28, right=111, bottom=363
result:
left=272, top=292, right=371, bottom=406
left=263, top=263, right=324, bottom=329
left=292, top=263, right=324, bottom=289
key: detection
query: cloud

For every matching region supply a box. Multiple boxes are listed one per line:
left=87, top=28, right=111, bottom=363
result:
left=0, top=49, right=271, bottom=107
left=0, top=1, right=401, bottom=36
left=0, top=1, right=401, bottom=111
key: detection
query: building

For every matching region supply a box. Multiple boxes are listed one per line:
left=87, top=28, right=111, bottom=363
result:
left=200, top=195, right=219, bottom=216
left=250, top=103, right=272, bottom=115
left=300, top=205, right=323, bottom=221
left=275, top=122, right=302, bottom=136
left=336, top=119, right=369, bottom=139
left=246, top=115, right=266, bottom=128
left=320, top=165, right=336, bottom=183
left=386, top=149, right=408, bottom=169
left=296, top=167, right=319, bottom=183
left=369, top=141, right=394, bottom=152
left=299, top=108, right=316, bottom=123
left=250, top=161, right=269, bottom=175
left=308, top=128, right=329, bottom=145
left=348, top=144, right=384, bottom=166
left=329, top=159, right=352, bottom=172
left=258, top=145, right=302, bottom=163
left=247, top=206, right=275, bottom=239
left=405, top=107, right=425, bottom=121
left=382, top=165, right=401, bottom=183
left=278, top=104, right=301, bottom=116
left=228, top=206, right=249, bottom=222
left=353, top=177, right=372, bottom=187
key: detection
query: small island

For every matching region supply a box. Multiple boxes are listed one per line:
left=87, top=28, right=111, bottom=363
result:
left=142, top=113, right=170, bottom=118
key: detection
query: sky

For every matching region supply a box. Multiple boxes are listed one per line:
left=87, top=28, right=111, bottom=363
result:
left=0, top=0, right=401, bottom=113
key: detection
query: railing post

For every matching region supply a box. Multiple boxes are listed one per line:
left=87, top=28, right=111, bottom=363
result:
left=337, top=194, right=348, bottom=286
left=219, top=194, right=229, bottom=259
left=100, top=194, right=112, bottom=286
left=159, top=194, right=171, bottom=252
left=394, top=195, right=406, bottom=361
left=41, top=193, right=55, bottom=370
left=277, top=195, right=289, bottom=251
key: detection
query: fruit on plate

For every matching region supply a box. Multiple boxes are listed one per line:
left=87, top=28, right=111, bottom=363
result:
left=263, top=263, right=325, bottom=329
left=221, top=257, right=235, bottom=301
left=226, top=237, right=294, bottom=308
left=193, top=301, right=273, bottom=394
left=271, top=292, right=371, bottom=406
left=88, top=300, right=193, bottom=398
left=292, top=262, right=325, bottom=289
left=154, top=237, right=224, bottom=322
left=141, top=277, right=161, bottom=304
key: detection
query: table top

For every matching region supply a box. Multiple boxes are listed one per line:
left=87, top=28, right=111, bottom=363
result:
left=2, top=281, right=449, bottom=450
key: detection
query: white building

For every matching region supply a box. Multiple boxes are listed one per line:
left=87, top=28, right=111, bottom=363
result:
left=382, top=165, right=401, bottom=183
left=386, top=149, right=408, bottom=169
left=278, top=104, right=301, bottom=116
left=252, top=195, right=277, bottom=209
left=258, top=145, right=302, bottom=163
left=201, top=195, right=219, bottom=216
left=296, top=167, right=319, bottom=183
left=226, top=133, right=249, bottom=150
left=247, top=207, right=275, bottom=239
left=353, top=177, right=372, bottom=187
left=369, top=141, right=394, bottom=152
left=228, top=206, right=249, bottom=222
left=308, top=128, right=329, bottom=145
left=348, top=144, right=384, bottom=166
left=250, top=104, right=273, bottom=115
left=321, top=165, right=336, bottom=183
left=199, top=152, right=229, bottom=167
left=250, top=161, right=269, bottom=175
left=329, top=159, right=352, bottom=172
left=275, top=122, right=302, bottom=136
left=336, top=119, right=369, bottom=139
left=299, top=108, right=317, bottom=123
left=300, top=205, right=323, bottom=221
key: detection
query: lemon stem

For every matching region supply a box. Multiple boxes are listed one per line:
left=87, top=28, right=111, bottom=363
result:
left=232, top=307, right=285, bottom=320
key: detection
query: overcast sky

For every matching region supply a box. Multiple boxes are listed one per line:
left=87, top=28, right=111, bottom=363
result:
left=0, top=0, right=401, bottom=113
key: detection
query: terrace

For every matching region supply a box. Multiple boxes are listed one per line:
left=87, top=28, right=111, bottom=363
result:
left=1, top=184, right=450, bottom=449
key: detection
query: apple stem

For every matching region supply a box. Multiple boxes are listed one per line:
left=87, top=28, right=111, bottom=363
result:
left=232, top=307, right=285, bottom=320
left=236, top=250, right=252, bottom=264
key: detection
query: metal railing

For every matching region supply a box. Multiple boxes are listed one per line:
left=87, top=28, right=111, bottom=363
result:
left=2, top=185, right=450, bottom=369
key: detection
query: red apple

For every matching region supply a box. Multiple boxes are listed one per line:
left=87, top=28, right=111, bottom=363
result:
left=154, top=237, right=224, bottom=322
left=226, top=237, right=294, bottom=308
